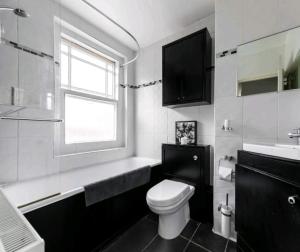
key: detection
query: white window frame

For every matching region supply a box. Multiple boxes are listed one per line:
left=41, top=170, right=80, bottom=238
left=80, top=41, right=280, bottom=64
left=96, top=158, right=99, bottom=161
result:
left=60, top=38, right=118, bottom=99
left=59, top=35, right=125, bottom=154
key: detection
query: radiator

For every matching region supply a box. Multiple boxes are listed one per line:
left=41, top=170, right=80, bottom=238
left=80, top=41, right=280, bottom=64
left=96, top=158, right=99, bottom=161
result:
left=0, top=189, right=44, bottom=252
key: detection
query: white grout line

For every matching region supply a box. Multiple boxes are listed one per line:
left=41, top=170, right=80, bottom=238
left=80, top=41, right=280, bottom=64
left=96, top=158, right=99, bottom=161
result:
left=188, top=240, right=212, bottom=252
left=142, top=234, right=158, bottom=252
left=224, top=239, right=229, bottom=252
left=180, top=235, right=190, bottom=241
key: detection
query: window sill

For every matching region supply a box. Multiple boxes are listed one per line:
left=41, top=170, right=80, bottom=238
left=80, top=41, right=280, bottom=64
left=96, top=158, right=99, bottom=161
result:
left=57, top=145, right=127, bottom=157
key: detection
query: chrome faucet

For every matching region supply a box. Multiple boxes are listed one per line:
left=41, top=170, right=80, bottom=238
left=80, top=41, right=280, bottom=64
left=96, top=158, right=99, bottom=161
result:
left=288, top=128, right=300, bottom=145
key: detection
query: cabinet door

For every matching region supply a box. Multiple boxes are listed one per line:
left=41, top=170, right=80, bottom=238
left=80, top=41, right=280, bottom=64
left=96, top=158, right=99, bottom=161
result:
left=162, top=42, right=182, bottom=105
left=236, top=165, right=300, bottom=252
left=162, top=146, right=204, bottom=184
left=181, top=32, right=205, bottom=102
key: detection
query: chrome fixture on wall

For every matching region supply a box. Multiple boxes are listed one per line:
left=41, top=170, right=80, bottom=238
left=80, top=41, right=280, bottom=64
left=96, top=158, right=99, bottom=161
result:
left=221, top=119, right=233, bottom=132
left=81, top=0, right=140, bottom=68
left=288, top=128, right=300, bottom=145
left=0, top=7, right=30, bottom=17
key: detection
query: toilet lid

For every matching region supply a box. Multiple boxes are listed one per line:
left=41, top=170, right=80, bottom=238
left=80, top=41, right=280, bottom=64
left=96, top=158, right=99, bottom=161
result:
left=146, top=180, right=191, bottom=207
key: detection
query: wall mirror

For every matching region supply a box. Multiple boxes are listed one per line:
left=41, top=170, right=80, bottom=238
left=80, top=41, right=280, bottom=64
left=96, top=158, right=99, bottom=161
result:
left=237, top=26, right=300, bottom=96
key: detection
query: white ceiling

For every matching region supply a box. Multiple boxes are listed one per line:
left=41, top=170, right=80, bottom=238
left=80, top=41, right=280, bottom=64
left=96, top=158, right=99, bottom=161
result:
left=59, top=0, right=215, bottom=50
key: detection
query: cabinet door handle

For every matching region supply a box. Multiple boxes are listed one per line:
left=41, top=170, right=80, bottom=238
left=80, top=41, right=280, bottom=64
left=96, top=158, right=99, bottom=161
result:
left=193, top=155, right=198, bottom=161
left=288, top=195, right=298, bottom=205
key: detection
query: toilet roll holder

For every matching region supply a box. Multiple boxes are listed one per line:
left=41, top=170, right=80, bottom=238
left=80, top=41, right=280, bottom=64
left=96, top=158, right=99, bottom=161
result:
left=218, top=155, right=235, bottom=181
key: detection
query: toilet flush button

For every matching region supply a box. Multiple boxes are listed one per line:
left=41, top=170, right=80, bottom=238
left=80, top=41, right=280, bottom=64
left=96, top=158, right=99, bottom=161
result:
left=193, top=155, right=198, bottom=161
left=288, top=195, right=298, bottom=205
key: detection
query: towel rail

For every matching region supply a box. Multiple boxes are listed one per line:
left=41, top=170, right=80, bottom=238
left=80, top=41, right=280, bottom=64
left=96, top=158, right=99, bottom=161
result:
left=0, top=116, right=63, bottom=122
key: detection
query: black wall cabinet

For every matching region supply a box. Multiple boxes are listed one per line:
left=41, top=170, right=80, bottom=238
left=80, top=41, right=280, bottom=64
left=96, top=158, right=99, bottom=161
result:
left=236, top=151, right=300, bottom=252
left=162, top=28, right=212, bottom=107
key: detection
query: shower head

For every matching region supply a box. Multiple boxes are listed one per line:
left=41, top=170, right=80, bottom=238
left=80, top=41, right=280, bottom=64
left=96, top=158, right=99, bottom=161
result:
left=13, top=8, right=29, bottom=18
left=0, top=7, right=30, bottom=18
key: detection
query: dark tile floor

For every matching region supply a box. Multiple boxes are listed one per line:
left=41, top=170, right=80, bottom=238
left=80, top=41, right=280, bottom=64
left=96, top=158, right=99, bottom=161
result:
left=101, top=215, right=237, bottom=252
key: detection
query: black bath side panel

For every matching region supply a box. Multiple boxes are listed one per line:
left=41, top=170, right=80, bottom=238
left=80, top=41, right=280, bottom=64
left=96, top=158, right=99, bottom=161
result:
left=236, top=165, right=300, bottom=252
left=25, top=186, right=149, bottom=252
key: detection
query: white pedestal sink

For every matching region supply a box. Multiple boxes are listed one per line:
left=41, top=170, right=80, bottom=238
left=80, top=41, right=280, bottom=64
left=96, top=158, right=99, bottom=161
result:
left=243, top=143, right=300, bottom=161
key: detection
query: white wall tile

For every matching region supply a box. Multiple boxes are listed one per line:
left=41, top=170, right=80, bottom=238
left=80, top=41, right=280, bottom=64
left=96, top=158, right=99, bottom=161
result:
left=0, top=0, right=18, bottom=42
left=215, top=0, right=243, bottom=52
left=242, top=0, right=279, bottom=43
left=0, top=45, right=18, bottom=105
left=18, top=51, right=55, bottom=110
left=278, top=89, right=300, bottom=144
left=215, top=96, right=243, bottom=137
left=243, top=137, right=277, bottom=145
left=166, top=105, right=214, bottom=145
left=214, top=55, right=238, bottom=99
left=18, top=137, right=58, bottom=180
left=214, top=136, right=242, bottom=171
left=278, top=0, right=300, bottom=31
left=243, top=92, right=278, bottom=140
left=0, top=137, right=18, bottom=184
left=18, top=0, right=56, bottom=55
left=0, top=120, right=18, bottom=138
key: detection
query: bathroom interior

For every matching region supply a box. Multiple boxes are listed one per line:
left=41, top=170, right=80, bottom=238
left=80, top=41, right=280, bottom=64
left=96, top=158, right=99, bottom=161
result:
left=0, top=0, right=300, bottom=252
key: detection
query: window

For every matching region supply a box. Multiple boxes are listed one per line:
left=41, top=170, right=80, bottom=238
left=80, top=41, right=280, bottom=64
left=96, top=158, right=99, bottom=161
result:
left=65, top=94, right=116, bottom=144
left=60, top=38, right=117, bottom=99
left=60, top=37, right=122, bottom=148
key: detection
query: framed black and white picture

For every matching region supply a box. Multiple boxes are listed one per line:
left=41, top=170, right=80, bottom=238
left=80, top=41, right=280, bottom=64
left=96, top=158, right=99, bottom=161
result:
left=175, top=121, right=197, bottom=145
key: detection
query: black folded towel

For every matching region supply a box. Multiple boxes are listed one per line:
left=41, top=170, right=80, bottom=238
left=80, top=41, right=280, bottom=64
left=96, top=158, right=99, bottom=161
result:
left=84, top=166, right=151, bottom=207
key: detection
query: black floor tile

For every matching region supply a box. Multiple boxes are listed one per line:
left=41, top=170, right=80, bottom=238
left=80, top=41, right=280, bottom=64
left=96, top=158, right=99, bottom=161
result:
left=192, top=224, right=227, bottom=252
left=185, top=242, right=209, bottom=252
left=181, top=220, right=199, bottom=239
left=147, top=213, right=158, bottom=223
left=144, top=236, right=188, bottom=252
left=103, top=217, right=157, bottom=252
left=226, top=240, right=237, bottom=252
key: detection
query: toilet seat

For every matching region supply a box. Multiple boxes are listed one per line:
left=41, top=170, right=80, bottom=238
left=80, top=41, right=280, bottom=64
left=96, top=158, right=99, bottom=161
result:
left=146, top=179, right=192, bottom=207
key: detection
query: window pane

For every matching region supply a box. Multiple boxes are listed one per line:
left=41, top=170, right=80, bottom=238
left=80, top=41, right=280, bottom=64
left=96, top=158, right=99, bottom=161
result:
left=107, top=63, right=114, bottom=72
left=71, top=58, right=106, bottom=94
left=107, top=72, right=114, bottom=96
left=61, top=54, right=69, bottom=86
left=61, top=43, right=68, bottom=53
left=71, top=47, right=107, bottom=68
left=65, top=95, right=116, bottom=144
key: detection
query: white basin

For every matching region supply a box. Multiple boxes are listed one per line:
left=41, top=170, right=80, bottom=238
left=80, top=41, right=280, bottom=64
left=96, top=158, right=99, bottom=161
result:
left=243, top=143, right=300, bottom=161
left=275, top=144, right=300, bottom=150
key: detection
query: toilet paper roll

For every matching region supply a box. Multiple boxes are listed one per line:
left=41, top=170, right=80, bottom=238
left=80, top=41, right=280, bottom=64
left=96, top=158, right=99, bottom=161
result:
left=218, top=166, right=233, bottom=181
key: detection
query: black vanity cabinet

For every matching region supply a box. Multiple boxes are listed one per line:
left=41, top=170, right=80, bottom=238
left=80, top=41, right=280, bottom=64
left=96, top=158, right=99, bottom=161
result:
left=162, top=28, right=212, bottom=107
left=236, top=151, right=300, bottom=252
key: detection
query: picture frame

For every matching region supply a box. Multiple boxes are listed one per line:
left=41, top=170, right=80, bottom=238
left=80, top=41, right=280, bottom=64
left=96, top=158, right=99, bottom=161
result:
left=175, top=121, right=197, bottom=145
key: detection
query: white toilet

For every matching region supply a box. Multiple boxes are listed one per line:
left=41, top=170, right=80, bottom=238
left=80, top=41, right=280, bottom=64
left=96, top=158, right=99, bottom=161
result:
left=146, top=179, right=195, bottom=239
